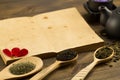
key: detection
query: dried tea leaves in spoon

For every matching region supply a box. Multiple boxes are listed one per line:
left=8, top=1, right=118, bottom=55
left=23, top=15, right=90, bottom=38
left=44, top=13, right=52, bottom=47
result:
left=56, top=49, right=77, bottom=61
left=9, top=62, right=36, bottom=75
left=0, top=57, right=43, bottom=80
left=95, top=47, right=113, bottom=59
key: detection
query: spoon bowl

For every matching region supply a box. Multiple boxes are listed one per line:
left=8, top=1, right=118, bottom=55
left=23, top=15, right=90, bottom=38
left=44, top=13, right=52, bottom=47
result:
left=30, top=49, right=78, bottom=80
left=0, top=56, right=43, bottom=80
left=94, top=46, right=114, bottom=63
left=72, top=46, right=114, bottom=80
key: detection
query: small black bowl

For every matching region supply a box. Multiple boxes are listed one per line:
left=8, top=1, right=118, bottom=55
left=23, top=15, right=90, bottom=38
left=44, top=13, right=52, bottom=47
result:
left=84, top=0, right=116, bottom=15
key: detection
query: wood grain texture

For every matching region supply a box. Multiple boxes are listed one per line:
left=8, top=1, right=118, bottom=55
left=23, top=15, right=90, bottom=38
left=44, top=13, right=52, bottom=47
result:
left=0, top=0, right=119, bottom=80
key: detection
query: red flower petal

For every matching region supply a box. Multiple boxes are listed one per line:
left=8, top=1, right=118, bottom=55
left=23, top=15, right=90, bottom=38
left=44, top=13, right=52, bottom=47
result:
left=11, top=47, right=20, bottom=56
left=3, top=49, right=12, bottom=57
left=16, top=48, right=28, bottom=57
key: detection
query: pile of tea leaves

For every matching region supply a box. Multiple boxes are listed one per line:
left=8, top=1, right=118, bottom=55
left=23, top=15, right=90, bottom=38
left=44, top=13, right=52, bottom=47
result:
left=95, top=47, right=113, bottom=59
left=9, top=62, right=36, bottom=75
left=110, top=42, right=120, bottom=62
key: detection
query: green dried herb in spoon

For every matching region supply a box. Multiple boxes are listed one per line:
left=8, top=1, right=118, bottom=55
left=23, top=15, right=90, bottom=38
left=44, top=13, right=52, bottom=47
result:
left=9, top=62, right=36, bottom=75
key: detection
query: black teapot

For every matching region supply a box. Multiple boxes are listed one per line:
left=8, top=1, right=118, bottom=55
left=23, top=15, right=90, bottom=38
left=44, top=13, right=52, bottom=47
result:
left=99, top=6, right=120, bottom=38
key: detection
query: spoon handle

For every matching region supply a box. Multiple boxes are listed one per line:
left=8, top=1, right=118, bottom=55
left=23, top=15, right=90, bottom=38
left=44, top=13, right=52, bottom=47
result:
left=71, top=60, right=98, bottom=80
left=0, top=71, right=14, bottom=80
left=30, top=61, right=60, bottom=80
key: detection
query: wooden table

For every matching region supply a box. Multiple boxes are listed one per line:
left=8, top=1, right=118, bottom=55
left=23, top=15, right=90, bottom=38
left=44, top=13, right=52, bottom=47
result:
left=0, top=0, right=120, bottom=80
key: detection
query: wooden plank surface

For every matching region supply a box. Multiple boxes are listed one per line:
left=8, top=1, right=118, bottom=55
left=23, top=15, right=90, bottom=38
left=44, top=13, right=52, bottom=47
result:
left=0, top=0, right=119, bottom=80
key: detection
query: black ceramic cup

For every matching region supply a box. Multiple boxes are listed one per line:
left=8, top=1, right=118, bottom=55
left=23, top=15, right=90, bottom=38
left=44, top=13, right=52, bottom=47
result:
left=84, top=0, right=116, bottom=15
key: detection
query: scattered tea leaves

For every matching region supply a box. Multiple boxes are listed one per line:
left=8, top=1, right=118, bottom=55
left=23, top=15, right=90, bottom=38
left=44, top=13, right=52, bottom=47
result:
left=111, top=42, right=120, bottom=62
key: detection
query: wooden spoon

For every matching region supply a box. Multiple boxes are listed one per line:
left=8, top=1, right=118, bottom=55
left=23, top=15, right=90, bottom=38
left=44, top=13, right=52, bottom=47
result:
left=0, top=56, right=43, bottom=80
left=71, top=46, right=114, bottom=80
left=30, top=49, right=78, bottom=80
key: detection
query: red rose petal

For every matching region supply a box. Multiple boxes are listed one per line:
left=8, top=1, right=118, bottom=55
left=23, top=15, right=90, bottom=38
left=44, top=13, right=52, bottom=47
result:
left=11, top=47, right=20, bottom=56
left=3, top=49, right=12, bottom=57
left=16, top=48, right=28, bottom=57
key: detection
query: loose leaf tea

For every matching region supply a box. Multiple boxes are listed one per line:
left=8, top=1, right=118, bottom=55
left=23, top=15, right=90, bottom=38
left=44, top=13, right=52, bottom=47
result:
left=111, top=42, right=120, bottom=62
left=95, top=47, right=112, bottom=59
left=9, top=62, right=35, bottom=75
left=101, top=42, right=120, bottom=67
left=56, top=49, right=77, bottom=61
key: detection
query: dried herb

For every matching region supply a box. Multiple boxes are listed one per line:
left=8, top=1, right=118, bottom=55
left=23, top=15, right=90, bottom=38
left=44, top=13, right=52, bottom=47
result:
left=95, top=47, right=112, bottom=59
left=111, top=42, right=120, bottom=62
left=9, top=62, right=35, bottom=75
left=56, top=49, right=77, bottom=61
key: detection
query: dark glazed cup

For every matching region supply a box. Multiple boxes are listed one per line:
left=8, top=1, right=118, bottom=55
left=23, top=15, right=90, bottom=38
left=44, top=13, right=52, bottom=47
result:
left=88, top=0, right=114, bottom=12
left=84, top=0, right=116, bottom=15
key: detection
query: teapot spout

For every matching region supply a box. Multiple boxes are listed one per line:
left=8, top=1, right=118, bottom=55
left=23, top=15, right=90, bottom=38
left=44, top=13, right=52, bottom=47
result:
left=99, top=6, right=112, bottom=26
left=99, top=6, right=112, bottom=15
